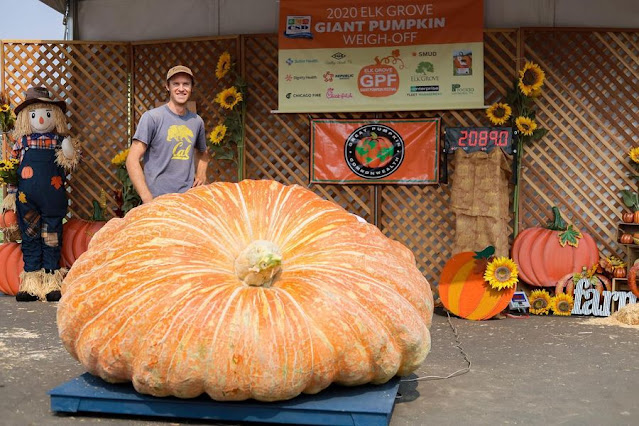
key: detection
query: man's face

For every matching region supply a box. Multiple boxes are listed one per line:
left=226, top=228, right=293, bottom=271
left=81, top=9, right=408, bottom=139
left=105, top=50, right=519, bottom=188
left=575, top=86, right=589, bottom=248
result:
left=166, top=74, right=193, bottom=106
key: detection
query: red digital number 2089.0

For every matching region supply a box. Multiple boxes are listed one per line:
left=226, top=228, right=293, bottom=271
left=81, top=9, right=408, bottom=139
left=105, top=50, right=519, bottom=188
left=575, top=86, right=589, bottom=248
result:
left=458, top=130, right=509, bottom=147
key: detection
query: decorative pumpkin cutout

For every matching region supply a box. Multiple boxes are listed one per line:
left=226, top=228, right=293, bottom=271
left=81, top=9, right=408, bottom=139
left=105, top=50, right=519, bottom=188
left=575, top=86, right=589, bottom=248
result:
left=439, top=247, right=517, bottom=320
left=512, top=206, right=598, bottom=287
left=555, top=268, right=611, bottom=296
left=58, top=180, right=434, bottom=402
left=20, top=165, right=33, bottom=179
left=0, top=242, right=24, bottom=295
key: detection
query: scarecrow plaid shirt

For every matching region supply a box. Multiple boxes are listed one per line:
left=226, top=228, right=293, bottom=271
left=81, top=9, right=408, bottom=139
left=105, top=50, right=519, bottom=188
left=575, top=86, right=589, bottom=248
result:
left=7, top=133, right=63, bottom=194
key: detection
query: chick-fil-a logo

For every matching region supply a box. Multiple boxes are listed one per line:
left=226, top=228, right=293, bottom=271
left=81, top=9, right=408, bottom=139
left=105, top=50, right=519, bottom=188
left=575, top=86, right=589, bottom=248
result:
left=326, top=88, right=353, bottom=99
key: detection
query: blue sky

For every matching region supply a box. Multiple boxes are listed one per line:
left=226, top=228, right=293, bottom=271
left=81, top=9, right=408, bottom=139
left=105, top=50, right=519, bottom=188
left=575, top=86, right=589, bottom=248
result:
left=1, top=0, right=65, bottom=40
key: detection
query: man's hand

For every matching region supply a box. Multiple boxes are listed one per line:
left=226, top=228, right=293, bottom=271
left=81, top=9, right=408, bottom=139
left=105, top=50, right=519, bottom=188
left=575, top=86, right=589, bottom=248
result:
left=193, top=150, right=209, bottom=188
left=126, top=140, right=154, bottom=203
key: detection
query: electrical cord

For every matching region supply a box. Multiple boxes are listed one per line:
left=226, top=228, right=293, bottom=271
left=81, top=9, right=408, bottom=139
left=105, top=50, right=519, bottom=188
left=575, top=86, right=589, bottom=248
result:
left=401, top=310, right=471, bottom=383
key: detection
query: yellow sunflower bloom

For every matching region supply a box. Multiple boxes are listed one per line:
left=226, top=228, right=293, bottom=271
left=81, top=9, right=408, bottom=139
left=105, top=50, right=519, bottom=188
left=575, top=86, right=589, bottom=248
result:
left=629, top=147, right=639, bottom=164
left=0, top=104, right=9, bottom=112
left=529, top=290, right=552, bottom=315
left=486, top=103, right=512, bottom=126
left=518, top=61, right=545, bottom=96
left=551, top=293, right=574, bottom=316
left=515, top=116, right=537, bottom=136
left=215, top=86, right=242, bottom=110
left=111, top=148, right=130, bottom=166
left=216, top=52, right=232, bottom=79
left=208, top=124, right=227, bottom=145
left=484, top=256, right=518, bottom=290
left=18, top=192, right=27, bottom=204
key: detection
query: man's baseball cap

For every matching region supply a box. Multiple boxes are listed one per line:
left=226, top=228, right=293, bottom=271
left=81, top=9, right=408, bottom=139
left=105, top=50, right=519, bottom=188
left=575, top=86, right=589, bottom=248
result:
left=166, top=65, right=195, bottom=85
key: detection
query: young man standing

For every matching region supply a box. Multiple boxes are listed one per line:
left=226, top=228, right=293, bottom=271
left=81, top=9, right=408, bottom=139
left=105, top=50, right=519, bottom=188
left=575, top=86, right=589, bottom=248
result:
left=127, top=65, right=209, bottom=203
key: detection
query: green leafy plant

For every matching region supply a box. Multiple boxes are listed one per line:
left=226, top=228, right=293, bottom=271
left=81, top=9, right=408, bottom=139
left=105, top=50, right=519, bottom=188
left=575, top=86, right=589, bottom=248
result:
left=111, top=148, right=141, bottom=216
left=620, top=189, right=639, bottom=212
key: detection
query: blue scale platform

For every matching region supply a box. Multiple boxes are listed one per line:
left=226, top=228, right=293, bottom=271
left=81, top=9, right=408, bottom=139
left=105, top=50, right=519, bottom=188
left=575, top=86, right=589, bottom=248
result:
left=49, top=373, right=401, bottom=426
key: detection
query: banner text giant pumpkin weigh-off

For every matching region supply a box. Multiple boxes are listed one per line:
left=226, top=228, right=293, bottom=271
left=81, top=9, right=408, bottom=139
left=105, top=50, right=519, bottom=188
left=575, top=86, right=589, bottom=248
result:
left=278, top=0, right=484, bottom=112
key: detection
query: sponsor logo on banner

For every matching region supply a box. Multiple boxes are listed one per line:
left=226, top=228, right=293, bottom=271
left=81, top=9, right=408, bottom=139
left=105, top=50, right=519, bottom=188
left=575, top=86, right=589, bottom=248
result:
left=331, top=52, right=346, bottom=60
left=286, top=92, right=322, bottom=99
left=326, top=88, right=354, bottom=99
left=286, top=58, right=320, bottom=66
left=410, top=85, right=439, bottom=92
left=358, top=51, right=404, bottom=97
left=344, top=124, right=404, bottom=179
left=453, top=50, right=473, bottom=76
left=451, top=84, right=475, bottom=95
left=284, top=15, right=313, bottom=39
left=289, top=75, right=318, bottom=81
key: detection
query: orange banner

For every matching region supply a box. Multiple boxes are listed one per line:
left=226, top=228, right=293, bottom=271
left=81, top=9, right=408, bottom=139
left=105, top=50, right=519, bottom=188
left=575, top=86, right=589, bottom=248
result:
left=310, top=118, right=440, bottom=184
left=280, top=0, right=483, bottom=49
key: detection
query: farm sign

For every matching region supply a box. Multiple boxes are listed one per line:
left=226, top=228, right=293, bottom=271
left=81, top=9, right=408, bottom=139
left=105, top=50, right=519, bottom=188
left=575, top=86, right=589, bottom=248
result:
left=278, top=0, right=484, bottom=112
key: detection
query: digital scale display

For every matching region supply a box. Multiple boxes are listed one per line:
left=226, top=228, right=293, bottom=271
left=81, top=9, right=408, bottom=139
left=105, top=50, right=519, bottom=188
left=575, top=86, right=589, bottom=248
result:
left=444, top=127, right=514, bottom=155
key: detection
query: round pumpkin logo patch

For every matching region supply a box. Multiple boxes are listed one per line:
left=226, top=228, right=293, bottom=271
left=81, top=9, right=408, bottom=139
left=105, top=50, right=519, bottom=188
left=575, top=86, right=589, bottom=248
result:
left=344, top=124, right=404, bottom=179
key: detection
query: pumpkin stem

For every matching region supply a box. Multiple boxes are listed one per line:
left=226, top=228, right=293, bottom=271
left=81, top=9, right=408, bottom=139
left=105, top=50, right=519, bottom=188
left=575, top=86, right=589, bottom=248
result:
left=544, top=206, right=582, bottom=247
left=545, top=206, right=567, bottom=231
left=234, top=240, right=282, bottom=287
left=473, top=246, right=495, bottom=259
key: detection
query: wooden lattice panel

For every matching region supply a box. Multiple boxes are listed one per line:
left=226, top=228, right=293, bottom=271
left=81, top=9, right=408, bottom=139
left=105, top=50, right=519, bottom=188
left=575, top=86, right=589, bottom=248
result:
left=132, top=37, right=239, bottom=183
left=1, top=41, right=129, bottom=219
left=242, top=35, right=375, bottom=221
left=520, top=29, right=639, bottom=259
left=380, top=31, right=519, bottom=282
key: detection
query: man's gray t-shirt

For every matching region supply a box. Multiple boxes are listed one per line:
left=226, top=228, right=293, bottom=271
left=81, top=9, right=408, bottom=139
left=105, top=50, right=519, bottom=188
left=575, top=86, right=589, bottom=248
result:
left=133, top=105, right=207, bottom=198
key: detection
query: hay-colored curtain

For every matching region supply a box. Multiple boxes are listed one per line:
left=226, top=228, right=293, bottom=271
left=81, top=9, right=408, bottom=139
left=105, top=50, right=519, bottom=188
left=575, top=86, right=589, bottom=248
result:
left=450, top=149, right=512, bottom=256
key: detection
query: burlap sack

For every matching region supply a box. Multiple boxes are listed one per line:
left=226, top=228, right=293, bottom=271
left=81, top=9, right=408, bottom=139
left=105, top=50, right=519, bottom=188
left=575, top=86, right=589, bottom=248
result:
left=450, top=149, right=512, bottom=256
left=450, top=149, right=511, bottom=220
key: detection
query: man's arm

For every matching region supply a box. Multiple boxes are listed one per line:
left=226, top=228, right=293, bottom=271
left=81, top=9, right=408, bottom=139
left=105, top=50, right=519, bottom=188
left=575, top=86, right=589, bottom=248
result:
left=126, top=140, right=154, bottom=203
left=193, top=149, right=209, bottom=187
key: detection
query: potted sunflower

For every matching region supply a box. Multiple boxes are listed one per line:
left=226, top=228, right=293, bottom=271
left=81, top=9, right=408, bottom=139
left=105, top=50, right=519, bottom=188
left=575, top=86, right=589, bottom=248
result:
left=486, top=61, right=548, bottom=234
left=110, top=147, right=141, bottom=216
left=209, top=51, right=247, bottom=179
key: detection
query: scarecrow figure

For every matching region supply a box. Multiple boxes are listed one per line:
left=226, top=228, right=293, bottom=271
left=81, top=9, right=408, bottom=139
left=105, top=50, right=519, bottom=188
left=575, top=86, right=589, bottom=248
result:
left=2, top=87, right=80, bottom=302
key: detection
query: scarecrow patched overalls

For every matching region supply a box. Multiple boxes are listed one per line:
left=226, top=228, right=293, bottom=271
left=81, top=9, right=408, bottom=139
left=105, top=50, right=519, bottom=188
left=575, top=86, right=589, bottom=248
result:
left=14, top=133, right=67, bottom=273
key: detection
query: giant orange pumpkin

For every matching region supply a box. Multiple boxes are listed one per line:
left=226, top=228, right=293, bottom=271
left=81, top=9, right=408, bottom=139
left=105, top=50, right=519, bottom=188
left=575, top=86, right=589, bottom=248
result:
left=512, top=206, right=598, bottom=288
left=439, top=248, right=516, bottom=320
left=0, top=242, right=24, bottom=296
left=58, top=180, right=433, bottom=402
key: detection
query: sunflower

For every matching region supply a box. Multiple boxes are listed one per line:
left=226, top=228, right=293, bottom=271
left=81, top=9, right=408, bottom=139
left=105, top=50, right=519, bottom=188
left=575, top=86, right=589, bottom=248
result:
left=215, top=86, right=242, bottom=110
left=216, top=52, right=232, bottom=79
left=515, top=116, right=537, bottom=136
left=529, top=290, right=552, bottom=315
left=110, top=148, right=130, bottom=166
left=629, top=147, right=639, bottom=164
left=0, top=104, right=9, bottom=112
left=518, top=61, right=545, bottom=96
left=551, top=293, right=574, bottom=316
left=486, top=103, right=512, bottom=126
left=484, top=256, right=518, bottom=290
left=208, top=124, right=227, bottom=145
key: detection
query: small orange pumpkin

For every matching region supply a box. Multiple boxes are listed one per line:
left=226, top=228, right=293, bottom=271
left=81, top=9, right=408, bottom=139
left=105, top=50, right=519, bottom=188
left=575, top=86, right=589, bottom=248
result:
left=634, top=211, right=639, bottom=224
left=622, top=212, right=635, bottom=223
left=0, top=209, right=18, bottom=230
left=21, top=166, right=33, bottom=179
left=628, top=264, right=639, bottom=297
left=0, top=242, right=24, bottom=296
left=512, top=206, right=599, bottom=287
left=613, top=267, right=627, bottom=278
left=439, top=247, right=516, bottom=320
left=57, top=180, right=434, bottom=401
left=620, top=233, right=634, bottom=244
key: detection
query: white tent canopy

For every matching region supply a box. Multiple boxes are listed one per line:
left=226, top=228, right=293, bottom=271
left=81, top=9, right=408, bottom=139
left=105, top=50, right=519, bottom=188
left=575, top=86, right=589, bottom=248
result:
left=41, top=0, right=639, bottom=41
